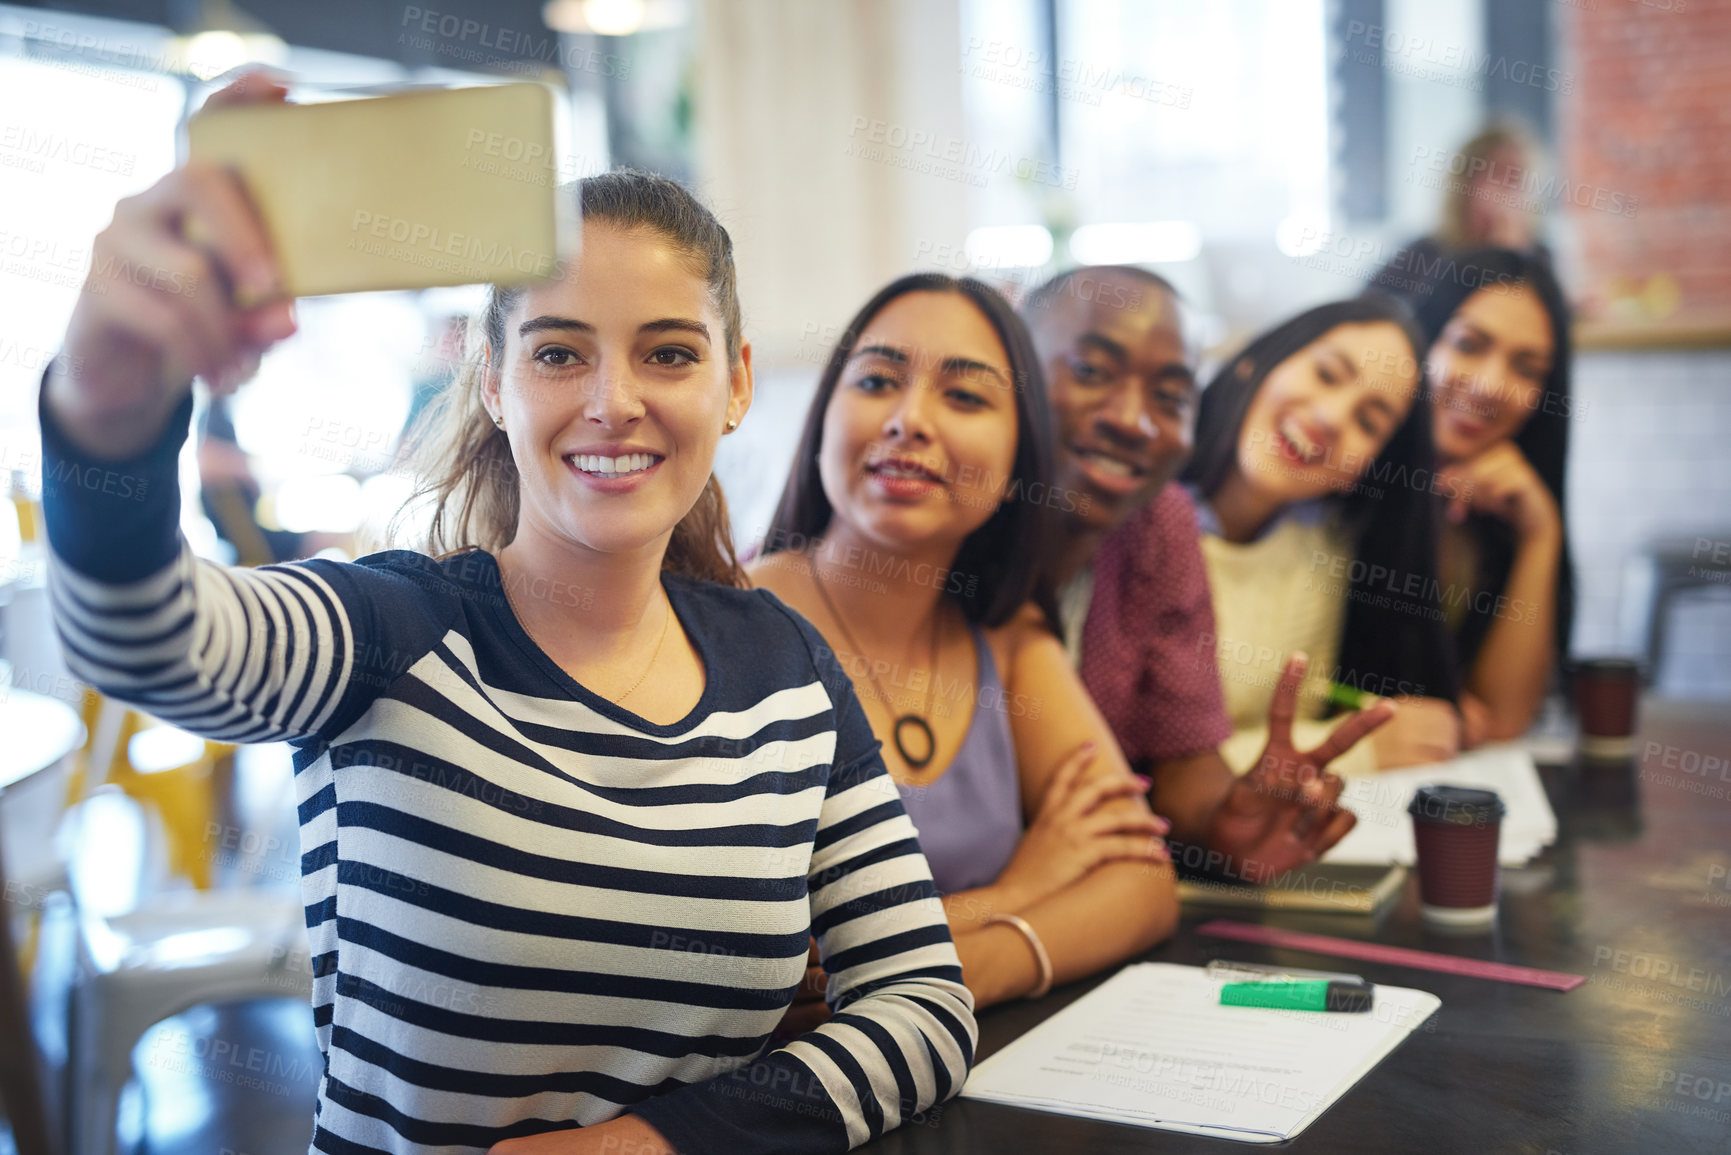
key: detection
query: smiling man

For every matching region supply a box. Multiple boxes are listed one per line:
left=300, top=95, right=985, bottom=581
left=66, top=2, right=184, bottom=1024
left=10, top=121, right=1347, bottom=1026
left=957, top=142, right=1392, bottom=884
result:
left=1022, top=266, right=1384, bottom=884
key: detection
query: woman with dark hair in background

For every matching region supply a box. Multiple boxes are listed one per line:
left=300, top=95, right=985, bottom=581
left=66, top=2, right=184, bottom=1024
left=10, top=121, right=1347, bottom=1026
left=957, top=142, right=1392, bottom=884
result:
left=1181, top=297, right=1463, bottom=774
left=751, top=273, right=1176, bottom=1017
left=39, top=75, right=973, bottom=1155
left=1416, top=249, right=1575, bottom=746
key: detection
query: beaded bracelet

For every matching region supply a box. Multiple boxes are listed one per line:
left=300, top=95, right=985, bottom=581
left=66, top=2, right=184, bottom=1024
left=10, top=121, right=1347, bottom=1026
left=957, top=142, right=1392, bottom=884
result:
left=985, top=912, right=1053, bottom=999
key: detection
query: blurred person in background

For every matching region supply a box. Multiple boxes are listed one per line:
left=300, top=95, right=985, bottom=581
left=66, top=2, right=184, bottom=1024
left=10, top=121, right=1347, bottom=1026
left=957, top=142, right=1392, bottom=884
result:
left=38, top=74, right=972, bottom=1155
left=1021, top=267, right=1390, bottom=884
left=1415, top=249, right=1575, bottom=747
left=752, top=273, right=1177, bottom=1023
left=196, top=393, right=332, bottom=564
left=1368, top=123, right=1551, bottom=307
left=1179, top=297, right=1465, bottom=774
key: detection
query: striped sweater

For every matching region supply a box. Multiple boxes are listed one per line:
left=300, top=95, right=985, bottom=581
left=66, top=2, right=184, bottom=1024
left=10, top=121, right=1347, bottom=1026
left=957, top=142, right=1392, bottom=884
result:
left=39, top=392, right=976, bottom=1154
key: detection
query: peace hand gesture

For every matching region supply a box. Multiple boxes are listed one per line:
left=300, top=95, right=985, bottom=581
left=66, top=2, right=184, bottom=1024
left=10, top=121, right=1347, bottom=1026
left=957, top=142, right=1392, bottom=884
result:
left=1206, top=653, right=1392, bottom=883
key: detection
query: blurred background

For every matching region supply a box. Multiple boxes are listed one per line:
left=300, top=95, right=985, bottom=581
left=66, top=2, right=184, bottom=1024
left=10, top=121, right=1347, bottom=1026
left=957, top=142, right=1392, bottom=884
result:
left=0, top=1, right=1726, bottom=1151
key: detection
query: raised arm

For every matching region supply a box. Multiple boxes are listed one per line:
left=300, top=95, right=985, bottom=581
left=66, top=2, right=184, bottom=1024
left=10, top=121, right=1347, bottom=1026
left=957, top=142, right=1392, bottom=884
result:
left=1439, top=442, right=1563, bottom=743
left=40, top=74, right=447, bottom=746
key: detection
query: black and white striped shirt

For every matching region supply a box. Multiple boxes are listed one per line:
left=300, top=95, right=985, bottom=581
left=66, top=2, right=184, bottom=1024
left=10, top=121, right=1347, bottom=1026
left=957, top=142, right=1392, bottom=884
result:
left=40, top=394, right=975, bottom=1154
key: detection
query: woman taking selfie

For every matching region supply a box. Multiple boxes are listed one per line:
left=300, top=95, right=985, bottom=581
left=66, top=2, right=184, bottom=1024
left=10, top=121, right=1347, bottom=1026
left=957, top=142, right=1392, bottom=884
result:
left=750, top=274, right=1176, bottom=1018
left=39, top=76, right=972, bottom=1155
left=1180, top=297, right=1463, bottom=773
left=1415, top=249, right=1575, bottom=746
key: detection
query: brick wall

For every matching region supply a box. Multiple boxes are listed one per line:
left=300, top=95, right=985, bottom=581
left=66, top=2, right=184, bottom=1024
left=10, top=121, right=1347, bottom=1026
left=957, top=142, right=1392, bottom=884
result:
left=1560, top=0, right=1731, bottom=326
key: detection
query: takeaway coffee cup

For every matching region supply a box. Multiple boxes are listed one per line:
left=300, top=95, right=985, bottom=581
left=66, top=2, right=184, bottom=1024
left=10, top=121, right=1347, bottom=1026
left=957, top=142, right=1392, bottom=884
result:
left=1408, top=786, right=1505, bottom=927
left=1574, top=658, right=1640, bottom=759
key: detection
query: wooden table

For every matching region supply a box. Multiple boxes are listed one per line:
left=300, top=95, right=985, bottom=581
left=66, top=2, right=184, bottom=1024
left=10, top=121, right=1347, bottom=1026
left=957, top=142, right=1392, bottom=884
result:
left=0, top=690, right=84, bottom=1155
left=863, top=699, right=1731, bottom=1154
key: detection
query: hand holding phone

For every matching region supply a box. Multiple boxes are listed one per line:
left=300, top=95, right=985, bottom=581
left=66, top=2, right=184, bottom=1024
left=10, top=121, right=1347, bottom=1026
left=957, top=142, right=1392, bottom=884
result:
left=48, top=74, right=571, bottom=461
left=187, top=81, right=570, bottom=296
left=47, top=72, right=297, bottom=461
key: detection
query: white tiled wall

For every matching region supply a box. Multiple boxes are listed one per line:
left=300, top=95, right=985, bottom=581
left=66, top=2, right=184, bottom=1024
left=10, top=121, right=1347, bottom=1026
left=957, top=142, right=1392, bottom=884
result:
left=1567, top=349, right=1731, bottom=698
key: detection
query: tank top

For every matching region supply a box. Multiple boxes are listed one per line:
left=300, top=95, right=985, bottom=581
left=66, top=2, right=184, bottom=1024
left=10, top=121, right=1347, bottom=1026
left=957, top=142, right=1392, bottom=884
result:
left=895, top=623, right=1023, bottom=894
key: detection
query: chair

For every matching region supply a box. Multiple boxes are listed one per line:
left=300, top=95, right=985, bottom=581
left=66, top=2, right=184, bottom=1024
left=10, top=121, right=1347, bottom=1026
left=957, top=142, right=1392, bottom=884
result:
left=6, top=489, right=313, bottom=1154
left=14, top=488, right=238, bottom=894
left=51, top=700, right=311, bottom=1155
left=73, top=689, right=234, bottom=892
left=0, top=691, right=85, bottom=1155
left=6, top=472, right=39, bottom=542
left=1621, top=537, right=1731, bottom=687
left=69, top=888, right=311, bottom=1155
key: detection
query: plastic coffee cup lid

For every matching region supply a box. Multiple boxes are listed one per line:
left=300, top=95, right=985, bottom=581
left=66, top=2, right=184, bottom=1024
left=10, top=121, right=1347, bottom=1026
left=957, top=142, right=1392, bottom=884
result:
left=1408, top=785, right=1506, bottom=826
left=1574, top=657, right=1639, bottom=677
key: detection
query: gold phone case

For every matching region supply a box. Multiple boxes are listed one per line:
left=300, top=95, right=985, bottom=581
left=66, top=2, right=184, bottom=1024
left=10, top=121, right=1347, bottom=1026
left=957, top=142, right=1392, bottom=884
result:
left=188, top=83, right=574, bottom=296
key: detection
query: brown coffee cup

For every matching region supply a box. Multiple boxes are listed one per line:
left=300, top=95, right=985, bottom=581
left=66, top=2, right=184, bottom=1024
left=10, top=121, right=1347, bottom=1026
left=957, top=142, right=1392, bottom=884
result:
left=1574, top=658, right=1640, bottom=759
left=1409, top=785, right=1505, bottom=927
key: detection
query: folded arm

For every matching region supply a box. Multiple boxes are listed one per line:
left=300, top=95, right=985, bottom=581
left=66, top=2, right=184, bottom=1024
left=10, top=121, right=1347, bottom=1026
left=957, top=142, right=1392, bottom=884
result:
left=948, top=611, right=1178, bottom=1008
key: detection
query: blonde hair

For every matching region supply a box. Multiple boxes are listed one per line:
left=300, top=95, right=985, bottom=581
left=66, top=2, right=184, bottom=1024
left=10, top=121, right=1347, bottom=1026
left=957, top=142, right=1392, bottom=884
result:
left=394, top=171, right=746, bottom=587
left=1436, top=123, right=1542, bottom=251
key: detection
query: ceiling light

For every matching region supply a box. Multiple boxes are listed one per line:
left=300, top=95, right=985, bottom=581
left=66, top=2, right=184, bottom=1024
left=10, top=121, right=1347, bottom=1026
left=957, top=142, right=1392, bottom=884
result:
left=542, top=0, right=689, bottom=36
left=164, top=0, right=286, bottom=81
left=1069, top=221, right=1202, bottom=265
left=964, top=225, right=1054, bottom=269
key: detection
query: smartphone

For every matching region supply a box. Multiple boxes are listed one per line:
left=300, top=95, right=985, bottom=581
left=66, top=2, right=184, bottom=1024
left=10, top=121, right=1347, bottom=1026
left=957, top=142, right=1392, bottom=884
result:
left=187, top=83, right=575, bottom=297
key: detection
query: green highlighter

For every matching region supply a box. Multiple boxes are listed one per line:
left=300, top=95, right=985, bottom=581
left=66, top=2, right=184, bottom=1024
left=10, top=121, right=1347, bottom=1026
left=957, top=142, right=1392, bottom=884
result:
left=1325, top=681, right=1374, bottom=711
left=1220, top=980, right=1375, bottom=1012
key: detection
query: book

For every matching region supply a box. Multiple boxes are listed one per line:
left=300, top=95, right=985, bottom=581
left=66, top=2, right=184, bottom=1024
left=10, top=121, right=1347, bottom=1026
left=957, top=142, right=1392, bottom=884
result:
left=1179, top=862, right=1407, bottom=914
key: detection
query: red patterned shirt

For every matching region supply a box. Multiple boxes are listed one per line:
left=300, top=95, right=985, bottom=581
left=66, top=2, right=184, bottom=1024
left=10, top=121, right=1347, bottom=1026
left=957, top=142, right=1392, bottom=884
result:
left=1074, top=483, right=1232, bottom=765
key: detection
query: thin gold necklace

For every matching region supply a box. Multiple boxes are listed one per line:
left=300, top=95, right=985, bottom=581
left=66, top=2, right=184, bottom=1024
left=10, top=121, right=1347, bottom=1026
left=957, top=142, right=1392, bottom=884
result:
left=502, top=567, right=671, bottom=705
left=808, top=557, right=940, bottom=770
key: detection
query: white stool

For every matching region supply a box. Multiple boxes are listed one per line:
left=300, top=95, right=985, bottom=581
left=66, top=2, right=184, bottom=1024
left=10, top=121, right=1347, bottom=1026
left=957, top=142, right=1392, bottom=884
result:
left=69, top=888, right=312, bottom=1155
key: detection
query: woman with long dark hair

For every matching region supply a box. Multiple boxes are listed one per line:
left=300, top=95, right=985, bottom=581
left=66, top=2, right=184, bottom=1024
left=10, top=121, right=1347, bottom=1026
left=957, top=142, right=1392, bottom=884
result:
left=750, top=273, right=1176, bottom=1016
left=39, top=75, right=972, bottom=1155
left=1415, top=249, right=1575, bottom=745
left=1181, top=297, right=1463, bottom=773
